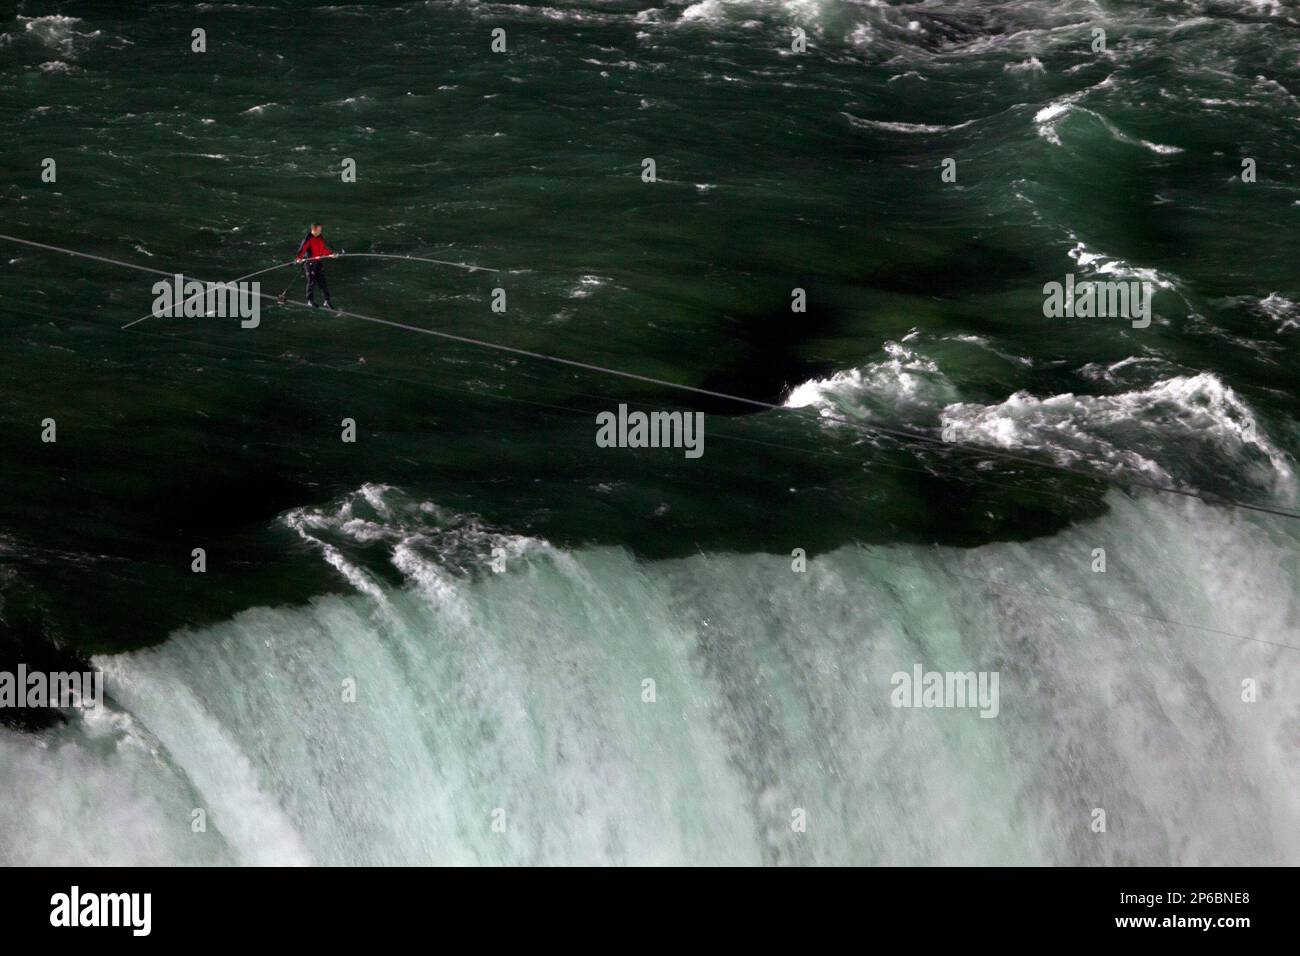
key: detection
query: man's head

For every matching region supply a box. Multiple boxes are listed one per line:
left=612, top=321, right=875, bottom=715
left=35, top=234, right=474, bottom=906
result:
left=310, top=223, right=323, bottom=236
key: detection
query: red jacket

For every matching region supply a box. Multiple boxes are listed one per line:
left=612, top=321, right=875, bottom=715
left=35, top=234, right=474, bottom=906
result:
left=295, top=234, right=335, bottom=262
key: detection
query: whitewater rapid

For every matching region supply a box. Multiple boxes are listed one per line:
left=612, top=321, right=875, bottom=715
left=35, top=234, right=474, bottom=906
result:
left=2, top=0, right=1297, bottom=867
left=1, top=486, right=1295, bottom=865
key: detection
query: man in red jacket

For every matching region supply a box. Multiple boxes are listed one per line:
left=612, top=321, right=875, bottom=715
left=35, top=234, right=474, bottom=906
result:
left=294, top=223, right=339, bottom=309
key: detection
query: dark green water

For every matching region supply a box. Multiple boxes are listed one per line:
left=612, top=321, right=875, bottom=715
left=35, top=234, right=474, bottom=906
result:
left=0, top=1, right=1297, bottom=864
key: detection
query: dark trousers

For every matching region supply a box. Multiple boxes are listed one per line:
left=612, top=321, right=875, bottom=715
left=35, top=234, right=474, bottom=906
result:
left=305, top=263, right=331, bottom=306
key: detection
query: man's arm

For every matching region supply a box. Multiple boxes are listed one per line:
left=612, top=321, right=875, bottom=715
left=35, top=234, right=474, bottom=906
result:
left=293, top=235, right=310, bottom=262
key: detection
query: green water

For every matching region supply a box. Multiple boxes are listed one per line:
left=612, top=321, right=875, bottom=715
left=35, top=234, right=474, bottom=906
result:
left=0, top=1, right=1297, bottom=863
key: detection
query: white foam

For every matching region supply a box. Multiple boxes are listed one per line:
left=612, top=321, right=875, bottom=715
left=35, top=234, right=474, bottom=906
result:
left=843, top=112, right=974, bottom=134
left=16, top=15, right=100, bottom=57
left=1257, top=293, right=1300, bottom=332
left=1031, top=76, right=1185, bottom=153
left=568, top=275, right=607, bottom=298
left=940, top=373, right=1294, bottom=493
left=784, top=340, right=958, bottom=424
left=1068, top=239, right=1179, bottom=292
left=4, top=490, right=1295, bottom=864
left=1036, top=98, right=1183, bottom=153
left=1004, top=56, right=1045, bottom=74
